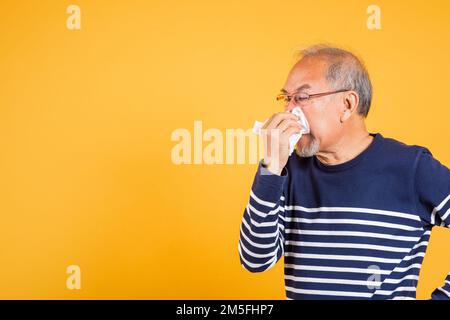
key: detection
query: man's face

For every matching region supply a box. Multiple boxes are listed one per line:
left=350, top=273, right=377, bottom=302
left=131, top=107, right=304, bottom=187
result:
left=282, top=56, right=345, bottom=157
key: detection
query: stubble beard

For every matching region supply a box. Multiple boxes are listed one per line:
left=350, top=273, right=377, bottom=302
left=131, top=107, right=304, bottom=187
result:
left=295, top=134, right=320, bottom=158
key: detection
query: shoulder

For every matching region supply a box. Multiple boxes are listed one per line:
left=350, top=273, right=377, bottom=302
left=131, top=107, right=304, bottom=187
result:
left=377, top=133, right=431, bottom=162
left=376, top=134, right=449, bottom=180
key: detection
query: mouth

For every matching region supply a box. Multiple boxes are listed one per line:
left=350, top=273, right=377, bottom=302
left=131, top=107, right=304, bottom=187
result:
left=297, top=132, right=312, bottom=144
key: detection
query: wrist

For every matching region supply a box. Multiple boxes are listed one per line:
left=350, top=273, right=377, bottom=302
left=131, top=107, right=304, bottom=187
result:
left=262, top=160, right=282, bottom=176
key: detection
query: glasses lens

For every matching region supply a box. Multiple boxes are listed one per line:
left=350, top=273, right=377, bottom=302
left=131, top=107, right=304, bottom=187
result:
left=293, top=93, right=309, bottom=104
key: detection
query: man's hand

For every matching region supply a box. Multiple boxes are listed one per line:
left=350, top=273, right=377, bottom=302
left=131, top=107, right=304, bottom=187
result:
left=261, top=112, right=303, bottom=175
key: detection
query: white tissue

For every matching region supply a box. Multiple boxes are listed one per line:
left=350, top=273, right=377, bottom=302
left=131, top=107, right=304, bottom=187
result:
left=252, top=107, right=310, bottom=155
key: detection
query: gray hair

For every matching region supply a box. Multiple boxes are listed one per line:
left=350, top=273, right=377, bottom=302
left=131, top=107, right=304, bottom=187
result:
left=295, top=44, right=372, bottom=118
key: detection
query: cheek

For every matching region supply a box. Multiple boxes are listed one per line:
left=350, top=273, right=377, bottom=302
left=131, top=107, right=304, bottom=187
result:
left=302, top=102, right=341, bottom=147
left=306, top=111, right=329, bottom=135
left=306, top=110, right=340, bottom=144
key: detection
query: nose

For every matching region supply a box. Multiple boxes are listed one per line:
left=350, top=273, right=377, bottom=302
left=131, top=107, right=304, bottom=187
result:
left=285, top=100, right=306, bottom=114
left=285, top=99, right=297, bottom=112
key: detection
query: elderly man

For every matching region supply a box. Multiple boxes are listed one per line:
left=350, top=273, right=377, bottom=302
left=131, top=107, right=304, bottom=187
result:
left=238, top=44, right=450, bottom=300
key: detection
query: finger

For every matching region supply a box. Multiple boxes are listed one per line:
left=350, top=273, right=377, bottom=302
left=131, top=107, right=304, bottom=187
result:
left=277, top=119, right=303, bottom=133
left=262, top=114, right=275, bottom=130
left=281, top=126, right=302, bottom=141
left=264, top=112, right=299, bottom=130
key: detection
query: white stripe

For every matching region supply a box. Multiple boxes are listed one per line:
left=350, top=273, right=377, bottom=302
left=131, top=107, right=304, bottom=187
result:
left=284, top=217, right=422, bottom=232
left=284, top=229, right=420, bottom=242
left=239, top=240, right=278, bottom=259
left=242, top=216, right=278, bottom=238
left=285, top=275, right=381, bottom=287
left=250, top=189, right=277, bottom=208
left=445, top=280, right=450, bottom=286
left=285, top=286, right=372, bottom=298
left=238, top=243, right=278, bottom=269
left=247, top=203, right=280, bottom=219
left=403, top=252, right=425, bottom=261
left=376, top=252, right=425, bottom=279
left=391, top=296, right=415, bottom=300
left=284, top=264, right=390, bottom=275
left=246, top=207, right=278, bottom=228
left=383, top=263, right=422, bottom=274
left=441, top=207, right=450, bottom=222
left=285, top=240, right=412, bottom=253
left=296, top=246, right=419, bottom=268
left=435, top=194, right=450, bottom=212
left=411, top=240, right=429, bottom=250
left=284, top=252, right=401, bottom=264
left=375, top=286, right=416, bottom=296
left=431, top=194, right=450, bottom=225
left=285, top=205, right=420, bottom=222
left=384, top=275, right=419, bottom=284
left=240, top=225, right=276, bottom=249
left=437, top=287, right=450, bottom=298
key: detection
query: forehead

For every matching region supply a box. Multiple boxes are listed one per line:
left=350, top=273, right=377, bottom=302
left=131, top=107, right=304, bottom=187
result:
left=282, top=57, right=329, bottom=92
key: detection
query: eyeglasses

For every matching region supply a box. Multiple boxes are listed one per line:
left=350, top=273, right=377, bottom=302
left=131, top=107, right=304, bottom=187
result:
left=276, top=89, right=350, bottom=108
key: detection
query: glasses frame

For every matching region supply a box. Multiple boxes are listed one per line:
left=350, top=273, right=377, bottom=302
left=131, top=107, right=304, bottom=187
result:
left=276, top=89, right=350, bottom=107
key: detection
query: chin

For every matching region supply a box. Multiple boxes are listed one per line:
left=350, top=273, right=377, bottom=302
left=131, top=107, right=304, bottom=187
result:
left=295, top=134, right=319, bottom=158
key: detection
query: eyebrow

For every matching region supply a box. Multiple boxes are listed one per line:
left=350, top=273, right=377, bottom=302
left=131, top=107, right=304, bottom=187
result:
left=281, top=84, right=311, bottom=94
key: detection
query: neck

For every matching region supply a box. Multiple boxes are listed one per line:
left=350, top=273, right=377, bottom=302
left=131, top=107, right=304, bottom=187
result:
left=315, top=120, right=373, bottom=166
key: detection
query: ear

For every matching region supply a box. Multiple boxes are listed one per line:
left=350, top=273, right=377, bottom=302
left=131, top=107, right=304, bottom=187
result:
left=340, top=91, right=359, bottom=123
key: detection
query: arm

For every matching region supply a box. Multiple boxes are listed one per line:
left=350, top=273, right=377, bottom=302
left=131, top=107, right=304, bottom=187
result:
left=238, top=160, right=288, bottom=273
left=414, top=148, right=450, bottom=299
left=415, top=148, right=450, bottom=228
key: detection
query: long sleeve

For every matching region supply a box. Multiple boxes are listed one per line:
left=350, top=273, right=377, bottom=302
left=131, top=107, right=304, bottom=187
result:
left=414, top=148, right=450, bottom=300
left=238, top=160, right=288, bottom=273
left=414, top=148, right=450, bottom=228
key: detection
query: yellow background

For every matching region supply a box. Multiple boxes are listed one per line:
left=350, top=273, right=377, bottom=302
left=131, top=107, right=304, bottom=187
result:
left=0, top=0, right=449, bottom=299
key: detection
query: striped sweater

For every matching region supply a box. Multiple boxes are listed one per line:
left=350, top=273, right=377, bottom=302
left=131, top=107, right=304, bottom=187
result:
left=238, top=132, right=450, bottom=299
